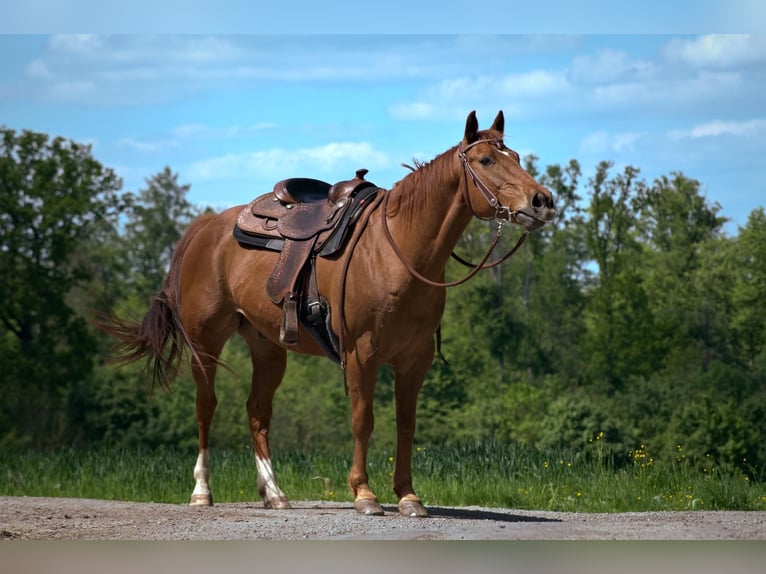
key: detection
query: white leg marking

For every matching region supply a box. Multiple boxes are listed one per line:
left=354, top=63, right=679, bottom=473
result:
left=192, top=449, right=211, bottom=497
left=255, top=454, right=287, bottom=501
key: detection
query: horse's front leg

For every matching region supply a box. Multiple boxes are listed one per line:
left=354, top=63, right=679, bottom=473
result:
left=391, top=349, right=433, bottom=517
left=347, top=359, right=384, bottom=515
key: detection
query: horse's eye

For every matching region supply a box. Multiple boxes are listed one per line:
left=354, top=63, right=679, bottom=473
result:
left=479, top=157, right=494, bottom=167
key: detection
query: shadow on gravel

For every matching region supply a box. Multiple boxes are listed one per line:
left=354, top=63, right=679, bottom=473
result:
left=381, top=506, right=562, bottom=523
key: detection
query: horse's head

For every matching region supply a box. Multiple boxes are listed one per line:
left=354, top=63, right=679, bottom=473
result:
left=459, top=110, right=555, bottom=231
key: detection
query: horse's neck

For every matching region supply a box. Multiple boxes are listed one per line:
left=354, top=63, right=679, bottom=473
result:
left=384, top=153, right=473, bottom=275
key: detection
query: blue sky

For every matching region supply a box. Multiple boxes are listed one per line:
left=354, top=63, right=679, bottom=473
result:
left=1, top=33, right=765, bottom=234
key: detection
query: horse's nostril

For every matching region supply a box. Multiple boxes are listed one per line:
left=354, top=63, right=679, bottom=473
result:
left=532, top=192, right=544, bottom=209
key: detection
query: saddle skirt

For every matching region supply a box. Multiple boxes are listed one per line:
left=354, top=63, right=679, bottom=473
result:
left=233, top=169, right=381, bottom=357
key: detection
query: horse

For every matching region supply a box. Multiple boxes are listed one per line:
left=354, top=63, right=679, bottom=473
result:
left=101, top=110, right=556, bottom=517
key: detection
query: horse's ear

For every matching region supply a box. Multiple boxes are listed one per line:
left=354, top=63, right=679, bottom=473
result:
left=464, top=110, right=479, bottom=143
left=490, top=110, right=505, bottom=135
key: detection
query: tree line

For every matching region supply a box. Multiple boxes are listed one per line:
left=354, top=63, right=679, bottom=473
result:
left=1, top=127, right=764, bottom=474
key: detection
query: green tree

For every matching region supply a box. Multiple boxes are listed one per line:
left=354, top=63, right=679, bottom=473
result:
left=636, top=172, right=728, bottom=371
left=580, top=162, right=653, bottom=393
left=123, top=167, right=198, bottom=299
left=732, top=207, right=766, bottom=366
left=0, top=128, right=124, bottom=446
left=525, top=158, right=587, bottom=381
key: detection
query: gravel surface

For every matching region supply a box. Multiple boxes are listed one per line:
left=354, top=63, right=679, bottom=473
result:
left=2, top=495, right=765, bottom=540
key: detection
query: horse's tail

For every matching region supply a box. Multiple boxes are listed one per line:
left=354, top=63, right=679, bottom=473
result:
left=97, top=213, right=217, bottom=391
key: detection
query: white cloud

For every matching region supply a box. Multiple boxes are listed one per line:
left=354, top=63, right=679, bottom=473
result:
left=247, top=122, right=278, bottom=132
left=169, top=124, right=209, bottom=138
left=663, top=34, right=766, bottom=68
left=392, top=53, right=748, bottom=122
left=592, top=70, right=742, bottom=106
left=667, top=118, right=766, bottom=139
left=48, top=34, right=104, bottom=56
left=500, top=69, right=569, bottom=97
left=569, top=48, right=657, bottom=85
left=169, top=36, right=249, bottom=63
left=46, top=34, right=247, bottom=65
left=300, top=142, right=387, bottom=166
left=117, top=137, right=182, bottom=153
left=580, top=131, right=645, bottom=155
left=389, top=102, right=452, bottom=121
left=390, top=69, right=569, bottom=121
left=25, top=59, right=53, bottom=79
left=22, top=35, right=461, bottom=105
left=434, top=70, right=568, bottom=102
left=117, top=122, right=281, bottom=153
left=48, top=80, right=94, bottom=100
left=100, top=67, right=162, bottom=82
left=188, top=142, right=390, bottom=181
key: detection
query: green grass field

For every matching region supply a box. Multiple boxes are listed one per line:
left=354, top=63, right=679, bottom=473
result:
left=2, top=441, right=764, bottom=512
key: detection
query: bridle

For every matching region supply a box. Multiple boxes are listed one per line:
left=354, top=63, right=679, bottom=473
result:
left=381, top=137, right=529, bottom=288
left=458, top=137, right=515, bottom=223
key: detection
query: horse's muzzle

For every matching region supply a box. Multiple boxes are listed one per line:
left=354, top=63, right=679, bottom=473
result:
left=514, top=207, right=556, bottom=232
left=515, top=190, right=556, bottom=231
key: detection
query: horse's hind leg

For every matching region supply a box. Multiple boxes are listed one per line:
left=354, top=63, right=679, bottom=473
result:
left=189, top=356, right=220, bottom=506
left=239, top=323, right=291, bottom=509
left=187, top=315, right=239, bottom=507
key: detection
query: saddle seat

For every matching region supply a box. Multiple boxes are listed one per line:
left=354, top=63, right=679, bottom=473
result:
left=272, top=177, right=331, bottom=204
left=233, top=169, right=381, bottom=358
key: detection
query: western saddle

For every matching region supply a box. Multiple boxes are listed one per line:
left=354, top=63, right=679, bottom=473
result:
left=233, top=169, right=381, bottom=361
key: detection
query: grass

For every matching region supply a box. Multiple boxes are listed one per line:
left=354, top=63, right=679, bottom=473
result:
left=2, top=441, right=765, bottom=512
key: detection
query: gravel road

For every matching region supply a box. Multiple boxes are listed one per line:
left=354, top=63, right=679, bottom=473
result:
left=2, top=495, right=765, bottom=540
left=5, top=496, right=766, bottom=574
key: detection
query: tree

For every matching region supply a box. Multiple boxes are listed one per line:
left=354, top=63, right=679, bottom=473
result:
left=636, top=172, right=728, bottom=371
left=0, top=127, right=124, bottom=446
left=732, top=207, right=766, bottom=366
left=524, top=158, right=587, bottom=381
left=580, top=162, right=654, bottom=393
left=123, top=167, right=199, bottom=299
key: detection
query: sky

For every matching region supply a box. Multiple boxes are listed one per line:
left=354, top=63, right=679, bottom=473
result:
left=1, top=32, right=765, bottom=234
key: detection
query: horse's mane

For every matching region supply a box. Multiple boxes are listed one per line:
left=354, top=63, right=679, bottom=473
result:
left=388, top=143, right=460, bottom=223
left=387, top=127, right=505, bottom=222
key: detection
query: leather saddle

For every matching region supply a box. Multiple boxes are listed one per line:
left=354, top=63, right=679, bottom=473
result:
left=234, top=169, right=380, bottom=359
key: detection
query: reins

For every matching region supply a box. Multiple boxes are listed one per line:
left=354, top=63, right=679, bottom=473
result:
left=381, top=190, right=528, bottom=288
left=381, top=138, right=529, bottom=288
left=336, top=190, right=387, bottom=393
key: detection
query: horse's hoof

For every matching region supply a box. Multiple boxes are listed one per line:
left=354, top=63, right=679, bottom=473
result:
left=264, top=496, right=292, bottom=510
left=354, top=498, right=385, bottom=516
left=189, top=493, right=213, bottom=507
left=398, top=498, right=429, bottom=518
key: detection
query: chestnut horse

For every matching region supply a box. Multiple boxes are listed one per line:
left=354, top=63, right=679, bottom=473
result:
left=103, top=111, right=555, bottom=517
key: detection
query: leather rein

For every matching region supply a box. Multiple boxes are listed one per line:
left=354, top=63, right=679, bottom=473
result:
left=381, top=138, right=529, bottom=288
